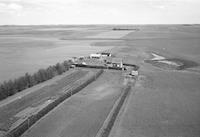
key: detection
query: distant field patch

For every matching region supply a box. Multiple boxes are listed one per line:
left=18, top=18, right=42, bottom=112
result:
left=87, top=31, right=132, bottom=39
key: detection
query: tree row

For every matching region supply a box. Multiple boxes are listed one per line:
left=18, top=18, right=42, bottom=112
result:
left=0, top=60, right=71, bottom=101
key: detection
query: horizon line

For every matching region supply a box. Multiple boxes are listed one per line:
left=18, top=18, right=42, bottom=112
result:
left=0, top=23, right=200, bottom=26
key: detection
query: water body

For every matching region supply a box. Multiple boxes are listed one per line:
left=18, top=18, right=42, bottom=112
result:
left=0, top=37, right=112, bottom=82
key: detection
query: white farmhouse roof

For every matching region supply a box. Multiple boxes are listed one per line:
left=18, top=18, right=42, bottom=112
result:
left=90, top=53, right=101, bottom=58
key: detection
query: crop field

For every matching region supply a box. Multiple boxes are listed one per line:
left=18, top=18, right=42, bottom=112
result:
left=21, top=70, right=124, bottom=137
left=110, top=67, right=200, bottom=137
left=0, top=26, right=113, bottom=82
left=0, top=69, right=89, bottom=131
left=102, top=25, right=200, bottom=137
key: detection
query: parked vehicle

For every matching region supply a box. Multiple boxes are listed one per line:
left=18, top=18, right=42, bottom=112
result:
left=70, top=65, right=76, bottom=68
left=130, top=70, right=138, bottom=76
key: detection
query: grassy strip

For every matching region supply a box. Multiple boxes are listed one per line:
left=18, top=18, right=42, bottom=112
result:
left=4, top=69, right=103, bottom=137
left=96, top=85, right=131, bottom=137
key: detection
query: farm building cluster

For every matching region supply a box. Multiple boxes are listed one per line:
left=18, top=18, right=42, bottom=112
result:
left=70, top=52, right=123, bottom=68
left=69, top=52, right=139, bottom=77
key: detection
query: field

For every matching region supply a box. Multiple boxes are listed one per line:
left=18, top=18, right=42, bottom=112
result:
left=21, top=70, right=124, bottom=137
left=105, top=25, right=200, bottom=137
left=0, top=69, right=89, bottom=132
left=0, top=25, right=200, bottom=137
left=0, top=26, right=112, bottom=82
left=87, top=30, right=131, bottom=39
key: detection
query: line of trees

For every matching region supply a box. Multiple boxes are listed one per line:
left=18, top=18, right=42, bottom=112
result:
left=0, top=60, right=71, bottom=101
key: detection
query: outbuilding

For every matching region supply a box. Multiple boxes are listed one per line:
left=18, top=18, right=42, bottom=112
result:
left=111, top=58, right=123, bottom=68
left=130, top=70, right=138, bottom=76
left=90, top=53, right=101, bottom=59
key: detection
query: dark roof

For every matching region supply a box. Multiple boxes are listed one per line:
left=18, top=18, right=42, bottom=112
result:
left=101, top=52, right=111, bottom=55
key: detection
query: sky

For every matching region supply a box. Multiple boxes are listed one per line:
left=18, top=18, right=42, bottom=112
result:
left=0, top=0, right=200, bottom=25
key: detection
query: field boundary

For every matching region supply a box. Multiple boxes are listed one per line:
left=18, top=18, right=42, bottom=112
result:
left=95, top=84, right=131, bottom=137
left=4, top=69, right=103, bottom=137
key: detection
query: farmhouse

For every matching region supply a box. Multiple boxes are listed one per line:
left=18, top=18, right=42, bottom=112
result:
left=101, top=52, right=112, bottom=57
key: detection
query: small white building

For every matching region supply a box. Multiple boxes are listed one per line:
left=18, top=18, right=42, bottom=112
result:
left=90, top=53, right=101, bottom=59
